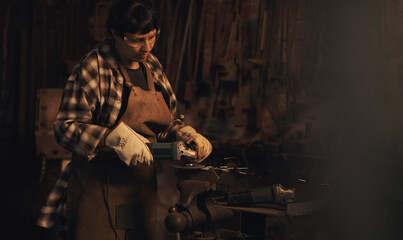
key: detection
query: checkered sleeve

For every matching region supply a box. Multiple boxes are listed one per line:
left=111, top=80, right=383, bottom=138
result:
left=37, top=164, right=70, bottom=231
left=54, top=53, right=108, bottom=160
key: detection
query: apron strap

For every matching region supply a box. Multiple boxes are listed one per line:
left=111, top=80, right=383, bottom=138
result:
left=143, top=63, right=156, bottom=92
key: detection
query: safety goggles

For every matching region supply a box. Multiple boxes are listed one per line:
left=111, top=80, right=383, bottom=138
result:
left=123, top=29, right=160, bottom=48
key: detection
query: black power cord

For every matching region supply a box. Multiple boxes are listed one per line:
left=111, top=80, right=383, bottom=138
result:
left=102, top=159, right=121, bottom=240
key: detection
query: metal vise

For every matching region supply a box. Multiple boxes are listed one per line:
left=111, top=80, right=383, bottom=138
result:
left=165, top=180, right=233, bottom=234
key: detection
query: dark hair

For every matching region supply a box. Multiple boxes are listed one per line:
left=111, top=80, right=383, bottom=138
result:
left=106, top=0, right=158, bottom=38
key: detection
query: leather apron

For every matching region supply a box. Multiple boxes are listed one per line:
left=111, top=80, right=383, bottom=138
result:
left=67, top=63, right=171, bottom=240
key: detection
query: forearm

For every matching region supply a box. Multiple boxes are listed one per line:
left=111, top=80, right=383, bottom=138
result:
left=95, top=128, right=113, bottom=152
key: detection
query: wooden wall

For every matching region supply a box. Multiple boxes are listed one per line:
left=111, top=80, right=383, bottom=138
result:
left=0, top=0, right=402, bottom=239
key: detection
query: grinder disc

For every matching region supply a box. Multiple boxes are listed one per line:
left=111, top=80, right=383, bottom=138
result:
left=173, top=163, right=205, bottom=170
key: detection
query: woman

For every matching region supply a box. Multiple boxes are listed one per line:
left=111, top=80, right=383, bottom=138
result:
left=37, top=0, right=212, bottom=239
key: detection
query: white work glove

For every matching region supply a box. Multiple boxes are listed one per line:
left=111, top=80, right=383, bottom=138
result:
left=105, top=122, right=153, bottom=166
left=176, top=126, right=212, bottom=163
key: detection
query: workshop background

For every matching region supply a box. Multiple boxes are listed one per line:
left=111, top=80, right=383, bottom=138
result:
left=1, top=0, right=403, bottom=239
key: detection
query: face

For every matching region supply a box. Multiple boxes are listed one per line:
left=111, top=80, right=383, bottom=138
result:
left=113, top=29, right=158, bottom=65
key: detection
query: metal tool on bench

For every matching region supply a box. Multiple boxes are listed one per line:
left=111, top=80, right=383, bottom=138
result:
left=222, top=184, right=296, bottom=206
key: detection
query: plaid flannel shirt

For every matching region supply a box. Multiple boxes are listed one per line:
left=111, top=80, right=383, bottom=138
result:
left=37, top=38, right=178, bottom=232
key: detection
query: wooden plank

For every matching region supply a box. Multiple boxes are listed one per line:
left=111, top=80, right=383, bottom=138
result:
left=174, top=0, right=194, bottom=95
left=234, top=0, right=244, bottom=127
left=42, top=5, right=47, bottom=87
left=1, top=1, right=12, bottom=103
left=186, top=1, right=196, bottom=81
left=166, top=0, right=181, bottom=75
left=18, top=29, right=28, bottom=139
left=202, top=0, right=217, bottom=84
left=256, top=1, right=268, bottom=129
left=184, top=0, right=209, bottom=103
left=192, top=0, right=208, bottom=83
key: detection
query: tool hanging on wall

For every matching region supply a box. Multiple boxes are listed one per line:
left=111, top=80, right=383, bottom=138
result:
left=215, top=0, right=240, bottom=82
left=89, top=1, right=112, bottom=43
left=209, top=0, right=242, bottom=118
left=247, top=0, right=268, bottom=130
left=284, top=0, right=299, bottom=122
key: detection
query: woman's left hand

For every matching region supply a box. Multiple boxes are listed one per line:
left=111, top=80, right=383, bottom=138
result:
left=176, top=126, right=212, bottom=163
